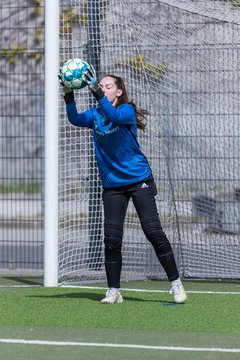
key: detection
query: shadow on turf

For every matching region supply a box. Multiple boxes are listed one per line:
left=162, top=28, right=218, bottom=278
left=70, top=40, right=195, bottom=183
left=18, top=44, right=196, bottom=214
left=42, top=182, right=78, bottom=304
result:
left=27, top=292, right=175, bottom=304
left=3, top=276, right=43, bottom=286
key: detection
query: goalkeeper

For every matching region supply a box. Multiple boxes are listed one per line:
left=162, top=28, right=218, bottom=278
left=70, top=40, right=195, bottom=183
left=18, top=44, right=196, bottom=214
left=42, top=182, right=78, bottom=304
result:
left=60, top=66, right=187, bottom=304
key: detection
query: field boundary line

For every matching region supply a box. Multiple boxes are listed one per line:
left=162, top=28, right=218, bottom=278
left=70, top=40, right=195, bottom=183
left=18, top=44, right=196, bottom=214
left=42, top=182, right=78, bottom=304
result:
left=0, top=338, right=239, bottom=353
left=63, top=285, right=240, bottom=295
left=0, top=284, right=239, bottom=294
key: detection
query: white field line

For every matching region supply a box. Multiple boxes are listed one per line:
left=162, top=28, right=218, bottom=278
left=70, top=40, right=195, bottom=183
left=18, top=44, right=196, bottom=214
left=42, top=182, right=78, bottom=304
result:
left=0, top=338, right=239, bottom=353
left=63, top=285, right=240, bottom=295
left=0, top=284, right=239, bottom=295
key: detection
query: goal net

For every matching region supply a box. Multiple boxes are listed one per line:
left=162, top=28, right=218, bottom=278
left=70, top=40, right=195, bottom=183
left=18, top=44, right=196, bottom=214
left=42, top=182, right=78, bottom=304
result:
left=58, top=0, right=240, bottom=284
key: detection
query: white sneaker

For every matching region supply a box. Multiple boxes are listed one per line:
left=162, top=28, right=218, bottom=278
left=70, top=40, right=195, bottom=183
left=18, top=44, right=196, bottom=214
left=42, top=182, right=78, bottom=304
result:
left=101, top=289, right=123, bottom=304
left=170, top=283, right=187, bottom=304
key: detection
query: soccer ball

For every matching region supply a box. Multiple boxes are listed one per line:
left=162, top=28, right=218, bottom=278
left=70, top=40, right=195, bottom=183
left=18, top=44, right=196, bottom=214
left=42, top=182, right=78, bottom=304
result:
left=60, top=58, right=89, bottom=89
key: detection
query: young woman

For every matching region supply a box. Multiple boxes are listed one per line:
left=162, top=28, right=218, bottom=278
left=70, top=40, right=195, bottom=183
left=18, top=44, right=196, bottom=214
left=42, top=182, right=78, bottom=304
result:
left=61, top=67, right=187, bottom=304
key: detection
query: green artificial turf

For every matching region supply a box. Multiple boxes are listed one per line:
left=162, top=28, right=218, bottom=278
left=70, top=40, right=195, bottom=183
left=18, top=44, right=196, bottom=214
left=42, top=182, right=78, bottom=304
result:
left=0, top=286, right=239, bottom=333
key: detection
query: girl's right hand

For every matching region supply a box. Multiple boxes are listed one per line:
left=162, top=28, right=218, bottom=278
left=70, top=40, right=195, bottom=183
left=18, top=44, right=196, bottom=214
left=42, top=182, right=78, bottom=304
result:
left=58, top=68, right=73, bottom=94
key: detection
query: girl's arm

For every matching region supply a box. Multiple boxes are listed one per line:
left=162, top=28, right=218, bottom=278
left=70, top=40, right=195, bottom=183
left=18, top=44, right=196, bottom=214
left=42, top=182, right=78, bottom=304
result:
left=82, top=67, right=135, bottom=125
left=98, top=96, right=135, bottom=125
left=64, top=91, right=93, bottom=128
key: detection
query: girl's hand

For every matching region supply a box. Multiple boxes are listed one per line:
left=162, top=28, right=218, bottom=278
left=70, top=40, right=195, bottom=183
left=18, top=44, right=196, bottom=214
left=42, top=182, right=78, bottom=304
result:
left=58, top=68, right=73, bottom=94
left=82, top=65, right=100, bottom=92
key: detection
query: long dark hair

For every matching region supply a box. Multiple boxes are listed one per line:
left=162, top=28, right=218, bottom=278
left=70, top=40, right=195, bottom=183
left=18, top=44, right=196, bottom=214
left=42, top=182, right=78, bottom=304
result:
left=102, top=75, right=148, bottom=131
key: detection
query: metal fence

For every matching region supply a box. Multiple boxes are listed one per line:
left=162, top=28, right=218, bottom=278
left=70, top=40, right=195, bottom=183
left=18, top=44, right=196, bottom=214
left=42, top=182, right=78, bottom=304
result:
left=1, top=0, right=240, bottom=279
left=0, top=1, right=44, bottom=272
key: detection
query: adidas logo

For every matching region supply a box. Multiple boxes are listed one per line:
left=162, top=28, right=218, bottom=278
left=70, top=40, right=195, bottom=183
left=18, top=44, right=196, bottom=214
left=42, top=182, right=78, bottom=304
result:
left=141, top=182, right=149, bottom=189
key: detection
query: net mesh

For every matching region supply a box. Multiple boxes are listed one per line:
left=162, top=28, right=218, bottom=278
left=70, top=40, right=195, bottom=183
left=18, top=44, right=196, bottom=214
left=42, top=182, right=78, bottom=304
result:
left=58, top=0, right=240, bottom=284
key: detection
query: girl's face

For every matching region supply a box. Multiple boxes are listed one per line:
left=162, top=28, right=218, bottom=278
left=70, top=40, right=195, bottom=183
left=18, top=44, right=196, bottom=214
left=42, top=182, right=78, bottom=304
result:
left=99, top=76, right=123, bottom=106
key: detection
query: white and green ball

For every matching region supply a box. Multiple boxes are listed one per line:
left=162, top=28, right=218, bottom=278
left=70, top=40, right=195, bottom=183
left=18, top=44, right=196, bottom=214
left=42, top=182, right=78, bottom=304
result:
left=61, top=58, right=89, bottom=89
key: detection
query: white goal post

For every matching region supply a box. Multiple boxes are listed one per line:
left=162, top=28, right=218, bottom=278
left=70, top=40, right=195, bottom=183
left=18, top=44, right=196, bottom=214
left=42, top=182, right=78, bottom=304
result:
left=44, top=0, right=59, bottom=287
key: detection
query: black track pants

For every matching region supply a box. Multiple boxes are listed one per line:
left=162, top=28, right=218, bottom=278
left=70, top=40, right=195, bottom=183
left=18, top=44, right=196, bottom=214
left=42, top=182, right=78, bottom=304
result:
left=103, top=177, right=179, bottom=288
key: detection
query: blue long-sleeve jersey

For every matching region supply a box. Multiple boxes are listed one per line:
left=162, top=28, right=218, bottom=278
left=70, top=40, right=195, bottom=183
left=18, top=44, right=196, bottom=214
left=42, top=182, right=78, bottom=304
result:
left=65, top=96, right=152, bottom=188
